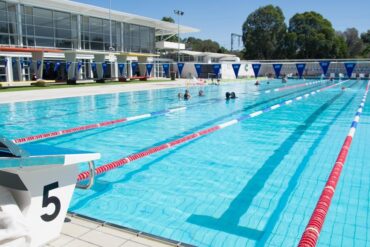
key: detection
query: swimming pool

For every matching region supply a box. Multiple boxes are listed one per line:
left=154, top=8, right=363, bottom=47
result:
left=2, top=79, right=369, bottom=246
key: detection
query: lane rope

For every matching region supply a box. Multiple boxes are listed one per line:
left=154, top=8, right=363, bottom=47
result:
left=298, top=80, right=370, bottom=247
left=13, top=80, right=326, bottom=144
left=77, top=80, right=349, bottom=182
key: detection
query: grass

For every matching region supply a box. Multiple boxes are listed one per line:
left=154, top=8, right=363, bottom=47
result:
left=0, top=79, right=175, bottom=93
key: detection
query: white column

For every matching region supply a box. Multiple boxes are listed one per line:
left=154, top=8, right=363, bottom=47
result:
left=94, top=54, right=105, bottom=79
left=31, top=52, right=44, bottom=80
left=88, top=59, right=94, bottom=78
left=116, top=55, right=127, bottom=78
left=64, top=52, right=77, bottom=80
left=138, top=56, right=147, bottom=76
left=5, top=56, right=13, bottom=82
left=17, top=58, right=25, bottom=81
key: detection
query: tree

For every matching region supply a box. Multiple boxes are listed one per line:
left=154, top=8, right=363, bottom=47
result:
left=333, top=34, right=348, bottom=58
left=288, top=12, right=344, bottom=58
left=161, top=16, right=175, bottom=23
left=242, top=5, right=287, bottom=59
left=184, top=37, right=228, bottom=53
left=157, top=16, right=178, bottom=42
left=361, top=30, right=370, bottom=57
left=341, top=28, right=364, bottom=57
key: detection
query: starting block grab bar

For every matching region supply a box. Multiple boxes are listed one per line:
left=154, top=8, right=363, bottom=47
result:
left=76, top=161, right=96, bottom=190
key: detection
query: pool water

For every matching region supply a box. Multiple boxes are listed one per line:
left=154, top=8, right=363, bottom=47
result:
left=1, top=79, right=369, bottom=246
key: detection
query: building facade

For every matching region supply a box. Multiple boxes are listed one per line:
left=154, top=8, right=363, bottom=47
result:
left=0, top=0, right=198, bottom=82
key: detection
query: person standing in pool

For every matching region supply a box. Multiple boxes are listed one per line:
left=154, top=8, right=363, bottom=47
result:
left=225, top=92, right=231, bottom=100
left=184, top=90, right=191, bottom=100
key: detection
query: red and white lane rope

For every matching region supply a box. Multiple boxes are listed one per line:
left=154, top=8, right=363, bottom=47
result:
left=13, top=80, right=326, bottom=144
left=298, top=81, right=370, bottom=247
left=77, top=80, right=348, bottom=182
left=254, top=80, right=323, bottom=95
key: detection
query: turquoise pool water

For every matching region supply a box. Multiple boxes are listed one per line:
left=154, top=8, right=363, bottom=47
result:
left=1, top=79, right=369, bottom=246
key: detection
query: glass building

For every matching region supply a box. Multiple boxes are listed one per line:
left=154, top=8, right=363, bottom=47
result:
left=0, top=0, right=198, bottom=82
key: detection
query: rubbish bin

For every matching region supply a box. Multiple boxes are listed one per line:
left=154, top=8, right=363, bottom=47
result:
left=170, top=72, right=176, bottom=80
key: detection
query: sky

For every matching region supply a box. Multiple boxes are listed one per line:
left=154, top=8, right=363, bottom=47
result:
left=75, top=0, right=370, bottom=50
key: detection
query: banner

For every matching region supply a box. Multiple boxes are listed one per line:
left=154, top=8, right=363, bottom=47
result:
left=344, top=63, right=356, bottom=78
left=77, top=61, right=82, bottom=71
left=146, top=63, right=153, bottom=76
left=3, top=58, right=7, bottom=67
left=296, top=63, right=306, bottom=79
left=273, top=64, right=283, bottom=78
left=28, top=58, right=32, bottom=66
left=66, top=62, right=72, bottom=73
left=319, top=61, right=330, bottom=75
left=252, top=64, right=261, bottom=78
left=36, top=60, right=42, bottom=71
left=194, top=64, right=202, bottom=77
left=118, top=63, right=125, bottom=76
left=20, top=59, right=24, bottom=69
left=131, top=61, right=138, bottom=75
left=232, top=64, right=241, bottom=78
left=102, top=63, right=108, bottom=75
left=212, top=64, right=221, bottom=77
left=54, top=62, right=61, bottom=72
left=91, top=62, right=97, bottom=72
left=162, top=63, right=170, bottom=77
left=177, top=63, right=184, bottom=77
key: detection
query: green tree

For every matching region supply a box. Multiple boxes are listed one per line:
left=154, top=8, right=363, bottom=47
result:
left=157, top=16, right=178, bottom=42
left=161, top=16, right=175, bottom=23
left=184, top=37, right=228, bottom=53
left=361, top=30, right=370, bottom=57
left=341, top=28, right=364, bottom=57
left=242, top=5, right=287, bottom=59
left=333, top=34, right=348, bottom=58
left=288, top=12, right=343, bottom=58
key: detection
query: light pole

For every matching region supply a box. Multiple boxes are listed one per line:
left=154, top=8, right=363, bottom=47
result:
left=109, top=0, right=114, bottom=51
left=174, top=10, right=184, bottom=63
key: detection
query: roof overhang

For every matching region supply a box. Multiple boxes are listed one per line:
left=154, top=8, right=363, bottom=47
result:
left=0, top=46, right=63, bottom=53
left=8, top=0, right=199, bottom=36
left=177, top=50, right=237, bottom=59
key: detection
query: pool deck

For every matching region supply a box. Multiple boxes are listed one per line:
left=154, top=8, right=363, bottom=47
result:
left=46, top=214, right=192, bottom=247
left=0, top=80, right=191, bottom=104
left=0, top=78, right=255, bottom=104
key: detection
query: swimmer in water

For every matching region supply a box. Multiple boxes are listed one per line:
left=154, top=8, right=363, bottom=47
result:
left=255, top=80, right=260, bottom=86
left=225, top=92, right=231, bottom=100
left=198, top=90, right=205, bottom=97
left=184, top=90, right=191, bottom=100
left=230, top=92, right=237, bottom=99
left=178, top=92, right=183, bottom=99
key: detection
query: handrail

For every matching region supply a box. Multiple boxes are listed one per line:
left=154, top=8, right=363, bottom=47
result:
left=76, top=161, right=96, bottom=190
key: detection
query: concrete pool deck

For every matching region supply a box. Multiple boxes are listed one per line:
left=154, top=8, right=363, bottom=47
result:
left=0, top=78, right=256, bottom=104
left=0, top=80, right=189, bottom=104
left=46, top=214, right=192, bottom=247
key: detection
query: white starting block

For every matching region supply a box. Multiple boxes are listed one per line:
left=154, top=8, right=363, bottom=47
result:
left=0, top=135, right=100, bottom=247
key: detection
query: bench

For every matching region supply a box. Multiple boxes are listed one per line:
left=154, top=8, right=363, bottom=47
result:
left=129, top=76, right=148, bottom=81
